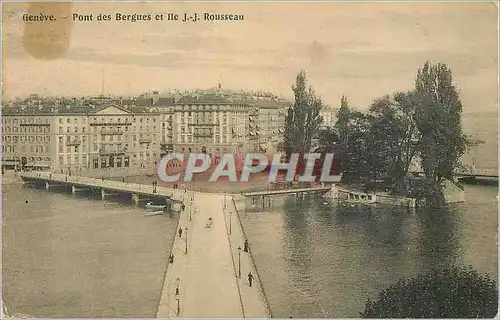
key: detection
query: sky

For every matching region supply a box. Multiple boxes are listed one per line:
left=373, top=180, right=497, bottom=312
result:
left=2, top=2, right=498, bottom=112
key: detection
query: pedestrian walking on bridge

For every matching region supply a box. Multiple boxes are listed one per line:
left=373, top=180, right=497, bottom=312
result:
left=178, top=227, right=183, bottom=238
left=248, top=272, right=254, bottom=287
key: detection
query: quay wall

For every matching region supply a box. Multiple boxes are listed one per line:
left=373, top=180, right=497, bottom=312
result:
left=375, top=194, right=417, bottom=208
left=442, top=179, right=466, bottom=204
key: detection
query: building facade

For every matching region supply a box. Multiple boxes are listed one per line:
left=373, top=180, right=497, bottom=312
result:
left=2, top=92, right=289, bottom=175
left=320, top=105, right=339, bottom=128
left=2, top=104, right=161, bottom=173
left=1, top=112, right=54, bottom=169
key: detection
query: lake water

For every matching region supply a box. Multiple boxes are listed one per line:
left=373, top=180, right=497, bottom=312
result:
left=461, top=112, right=498, bottom=169
left=240, top=184, right=498, bottom=318
left=2, top=184, right=179, bottom=318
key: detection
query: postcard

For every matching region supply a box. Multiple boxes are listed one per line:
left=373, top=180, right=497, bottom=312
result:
left=2, top=2, right=498, bottom=318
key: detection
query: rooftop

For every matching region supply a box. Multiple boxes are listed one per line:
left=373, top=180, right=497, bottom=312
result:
left=2, top=88, right=293, bottom=114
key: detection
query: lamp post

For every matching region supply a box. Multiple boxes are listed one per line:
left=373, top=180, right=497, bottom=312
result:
left=189, top=198, right=192, bottom=222
left=184, top=227, right=188, bottom=254
left=229, top=211, right=232, bottom=235
left=224, top=190, right=227, bottom=209
left=237, top=246, right=242, bottom=278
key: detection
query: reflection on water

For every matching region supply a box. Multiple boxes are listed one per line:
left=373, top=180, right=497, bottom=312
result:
left=2, top=183, right=179, bottom=318
left=241, top=185, right=498, bottom=318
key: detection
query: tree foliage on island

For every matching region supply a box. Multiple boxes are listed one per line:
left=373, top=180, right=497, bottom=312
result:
left=360, top=265, right=498, bottom=318
left=335, top=111, right=373, bottom=186
left=327, top=92, right=420, bottom=192
left=317, top=96, right=371, bottom=186
left=366, top=92, right=421, bottom=193
left=280, top=70, right=323, bottom=174
left=335, top=95, right=351, bottom=152
left=324, top=61, right=474, bottom=205
left=412, top=62, right=472, bottom=206
left=414, top=63, right=470, bottom=177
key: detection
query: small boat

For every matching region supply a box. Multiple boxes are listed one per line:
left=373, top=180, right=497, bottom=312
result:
left=145, top=202, right=166, bottom=210
left=344, top=191, right=376, bottom=205
left=145, top=211, right=163, bottom=217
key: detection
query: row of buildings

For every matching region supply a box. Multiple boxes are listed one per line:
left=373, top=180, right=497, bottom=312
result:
left=1, top=89, right=338, bottom=174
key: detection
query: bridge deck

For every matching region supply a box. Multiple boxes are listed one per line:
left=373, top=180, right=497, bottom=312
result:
left=243, top=186, right=331, bottom=197
left=410, top=168, right=498, bottom=178
left=20, top=172, right=186, bottom=200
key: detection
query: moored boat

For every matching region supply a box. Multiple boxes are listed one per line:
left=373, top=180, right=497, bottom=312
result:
left=145, top=202, right=167, bottom=210
left=342, top=190, right=377, bottom=205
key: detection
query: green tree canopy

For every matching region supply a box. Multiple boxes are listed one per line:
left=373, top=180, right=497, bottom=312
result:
left=360, top=265, right=498, bottom=318
left=335, top=95, right=351, bottom=148
left=366, top=91, right=421, bottom=193
left=320, top=61, right=473, bottom=204
left=280, top=70, right=323, bottom=174
left=414, top=61, right=469, bottom=184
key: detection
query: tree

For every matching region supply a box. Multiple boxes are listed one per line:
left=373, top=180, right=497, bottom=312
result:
left=367, top=92, right=421, bottom=194
left=314, top=126, right=343, bottom=176
left=329, top=96, right=369, bottom=184
left=334, top=95, right=351, bottom=153
left=328, top=93, right=421, bottom=191
left=360, top=265, right=498, bottom=318
left=414, top=62, right=469, bottom=182
left=281, top=71, right=323, bottom=175
left=334, top=111, right=373, bottom=185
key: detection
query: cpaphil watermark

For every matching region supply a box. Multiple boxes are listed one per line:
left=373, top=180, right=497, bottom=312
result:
left=157, top=153, right=341, bottom=183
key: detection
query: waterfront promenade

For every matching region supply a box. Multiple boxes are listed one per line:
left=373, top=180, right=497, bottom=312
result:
left=156, top=193, right=270, bottom=318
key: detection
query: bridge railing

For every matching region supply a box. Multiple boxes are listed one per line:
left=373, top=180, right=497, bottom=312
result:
left=19, top=171, right=191, bottom=200
left=411, top=167, right=498, bottom=177
left=231, top=196, right=274, bottom=318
